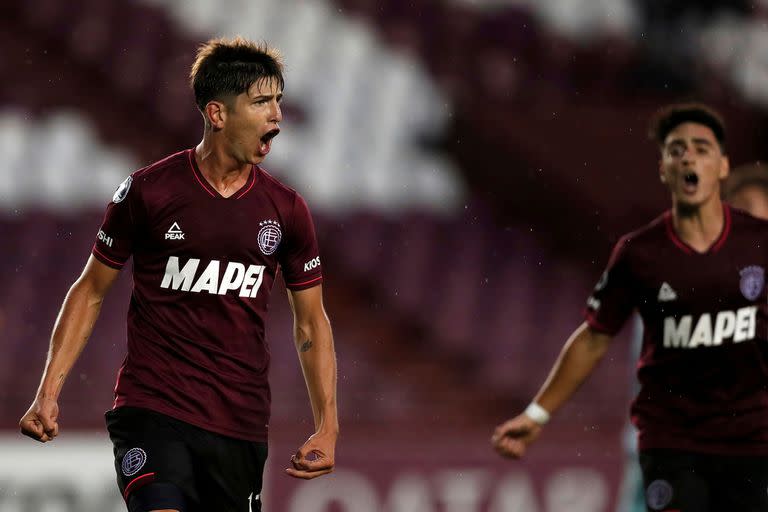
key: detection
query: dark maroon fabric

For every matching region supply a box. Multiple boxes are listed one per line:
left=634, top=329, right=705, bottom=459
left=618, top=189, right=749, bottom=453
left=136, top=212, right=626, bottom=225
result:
left=586, top=205, right=768, bottom=455
left=92, top=149, right=323, bottom=441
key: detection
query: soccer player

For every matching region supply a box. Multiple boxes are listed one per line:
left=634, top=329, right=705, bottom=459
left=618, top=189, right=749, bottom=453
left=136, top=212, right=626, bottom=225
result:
left=19, top=37, right=338, bottom=512
left=492, top=103, right=768, bottom=511
left=724, top=162, right=768, bottom=221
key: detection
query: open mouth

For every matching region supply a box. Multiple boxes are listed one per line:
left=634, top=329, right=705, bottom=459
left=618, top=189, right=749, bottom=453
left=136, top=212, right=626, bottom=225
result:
left=683, top=172, right=699, bottom=185
left=259, top=128, right=280, bottom=155
left=682, top=172, right=699, bottom=194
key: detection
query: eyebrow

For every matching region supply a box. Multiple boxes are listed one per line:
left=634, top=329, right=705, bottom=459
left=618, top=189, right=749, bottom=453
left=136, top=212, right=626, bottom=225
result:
left=666, top=137, right=715, bottom=148
left=252, top=92, right=283, bottom=101
left=691, top=137, right=713, bottom=147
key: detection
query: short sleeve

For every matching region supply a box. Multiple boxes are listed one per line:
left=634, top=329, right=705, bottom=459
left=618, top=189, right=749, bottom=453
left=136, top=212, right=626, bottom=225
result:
left=584, top=236, right=635, bottom=335
left=91, top=176, right=136, bottom=269
left=278, top=193, right=323, bottom=290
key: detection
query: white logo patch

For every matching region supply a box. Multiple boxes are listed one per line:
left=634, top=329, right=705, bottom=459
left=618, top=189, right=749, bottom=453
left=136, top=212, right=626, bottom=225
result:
left=258, top=220, right=282, bottom=255
left=658, top=282, right=677, bottom=302
left=165, top=222, right=185, bottom=240
left=121, top=447, right=147, bottom=476
left=304, top=256, right=321, bottom=272
left=112, top=176, right=132, bottom=204
left=97, top=229, right=113, bottom=247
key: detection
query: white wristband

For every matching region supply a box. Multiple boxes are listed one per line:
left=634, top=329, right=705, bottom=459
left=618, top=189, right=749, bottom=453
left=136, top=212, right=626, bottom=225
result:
left=524, top=402, right=550, bottom=425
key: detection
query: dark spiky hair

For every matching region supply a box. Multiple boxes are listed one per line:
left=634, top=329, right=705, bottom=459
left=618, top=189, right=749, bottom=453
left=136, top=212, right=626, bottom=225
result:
left=648, top=103, right=726, bottom=153
left=189, top=36, right=284, bottom=112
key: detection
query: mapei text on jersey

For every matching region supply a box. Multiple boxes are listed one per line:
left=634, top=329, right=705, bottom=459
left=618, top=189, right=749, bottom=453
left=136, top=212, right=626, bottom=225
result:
left=160, top=256, right=265, bottom=297
left=663, top=306, right=757, bottom=348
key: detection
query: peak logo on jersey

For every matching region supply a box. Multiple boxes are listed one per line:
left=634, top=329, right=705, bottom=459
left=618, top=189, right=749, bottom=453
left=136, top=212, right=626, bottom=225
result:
left=121, top=447, right=147, bottom=476
left=97, top=229, right=113, bottom=248
left=165, top=222, right=185, bottom=240
left=740, top=265, right=765, bottom=301
left=258, top=220, right=281, bottom=255
left=304, top=256, right=321, bottom=272
left=663, top=306, right=757, bottom=348
left=112, top=176, right=132, bottom=204
left=160, top=256, right=265, bottom=297
left=658, top=282, right=678, bottom=302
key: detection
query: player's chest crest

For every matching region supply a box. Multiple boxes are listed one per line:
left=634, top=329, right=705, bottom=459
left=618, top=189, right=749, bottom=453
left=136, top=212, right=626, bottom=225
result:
left=739, top=265, right=765, bottom=301
left=256, top=219, right=282, bottom=256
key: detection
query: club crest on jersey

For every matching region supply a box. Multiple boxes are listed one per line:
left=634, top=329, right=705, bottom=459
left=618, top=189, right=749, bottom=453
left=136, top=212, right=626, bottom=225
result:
left=739, top=265, right=765, bottom=301
left=258, top=220, right=282, bottom=255
left=121, top=447, right=147, bottom=476
left=112, top=176, right=132, bottom=203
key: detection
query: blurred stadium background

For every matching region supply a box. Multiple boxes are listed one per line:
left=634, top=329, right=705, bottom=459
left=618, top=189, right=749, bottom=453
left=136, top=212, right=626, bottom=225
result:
left=2, top=0, right=768, bottom=510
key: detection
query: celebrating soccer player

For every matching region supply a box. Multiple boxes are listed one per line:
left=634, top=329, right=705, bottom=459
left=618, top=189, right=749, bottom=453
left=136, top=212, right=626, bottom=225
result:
left=19, top=37, right=338, bottom=511
left=492, top=103, right=768, bottom=511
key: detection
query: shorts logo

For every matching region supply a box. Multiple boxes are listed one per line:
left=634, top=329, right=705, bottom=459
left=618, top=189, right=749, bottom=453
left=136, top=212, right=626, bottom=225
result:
left=112, top=176, right=132, bottom=204
left=740, top=265, right=765, bottom=301
left=121, top=447, right=147, bottom=477
left=258, top=220, right=282, bottom=255
left=646, top=479, right=673, bottom=510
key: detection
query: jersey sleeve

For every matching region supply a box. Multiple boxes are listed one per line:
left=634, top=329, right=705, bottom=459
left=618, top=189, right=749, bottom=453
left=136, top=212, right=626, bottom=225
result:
left=584, top=236, right=635, bottom=335
left=278, top=192, right=323, bottom=290
left=91, top=176, right=137, bottom=269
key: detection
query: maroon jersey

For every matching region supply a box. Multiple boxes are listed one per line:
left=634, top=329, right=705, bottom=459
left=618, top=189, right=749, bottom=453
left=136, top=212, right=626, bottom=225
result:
left=586, top=205, right=768, bottom=455
left=92, top=149, right=323, bottom=441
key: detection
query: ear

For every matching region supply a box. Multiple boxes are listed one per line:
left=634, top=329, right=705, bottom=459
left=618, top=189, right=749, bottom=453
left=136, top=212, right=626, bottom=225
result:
left=719, top=155, right=730, bottom=180
left=204, top=101, right=227, bottom=130
left=659, top=158, right=667, bottom=184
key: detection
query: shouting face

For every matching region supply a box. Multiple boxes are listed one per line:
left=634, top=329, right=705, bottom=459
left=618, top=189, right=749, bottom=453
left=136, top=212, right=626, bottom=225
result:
left=216, top=78, right=283, bottom=165
left=659, top=122, right=729, bottom=210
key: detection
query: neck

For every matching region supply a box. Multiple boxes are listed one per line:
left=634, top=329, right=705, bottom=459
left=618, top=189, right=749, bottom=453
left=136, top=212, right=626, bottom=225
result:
left=195, top=135, right=252, bottom=195
left=671, top=197, right=725, bottom=253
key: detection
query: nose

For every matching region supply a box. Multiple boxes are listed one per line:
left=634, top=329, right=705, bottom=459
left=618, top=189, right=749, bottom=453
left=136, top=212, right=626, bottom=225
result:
left=271, top=100, right=282, bottom=123
left=680, top=146, right=695, bottom=165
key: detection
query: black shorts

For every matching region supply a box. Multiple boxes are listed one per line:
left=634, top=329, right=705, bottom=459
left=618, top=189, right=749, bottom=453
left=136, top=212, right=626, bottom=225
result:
left=640, top=449, right=768, bottom=512
left=106, top=406, right=268, bottom=512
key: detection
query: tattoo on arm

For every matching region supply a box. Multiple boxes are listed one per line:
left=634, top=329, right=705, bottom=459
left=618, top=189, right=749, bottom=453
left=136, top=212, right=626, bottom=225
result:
left=300, top=340, right=313, bottom=352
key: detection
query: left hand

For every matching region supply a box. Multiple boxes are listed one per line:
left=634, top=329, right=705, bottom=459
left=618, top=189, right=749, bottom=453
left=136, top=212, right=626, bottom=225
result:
left=286, top=430, right=337, bottom=479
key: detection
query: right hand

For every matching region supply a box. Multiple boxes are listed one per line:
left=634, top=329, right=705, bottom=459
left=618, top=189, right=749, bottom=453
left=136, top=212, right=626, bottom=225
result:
left=491, top=413, right=542, bottom=459
left=286, top=430, right=337, bottom=480
left=19, top=397, right=60, bottom=443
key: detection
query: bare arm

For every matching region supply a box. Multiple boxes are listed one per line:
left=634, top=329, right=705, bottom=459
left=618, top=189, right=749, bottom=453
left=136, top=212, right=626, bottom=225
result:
left=533, top=322, right=612, bottom=414
left=285, top=284, right=338, bottom=479
left=492, top=322, right=612, bottom=458
left=19, top=255, right=121, bottom=442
